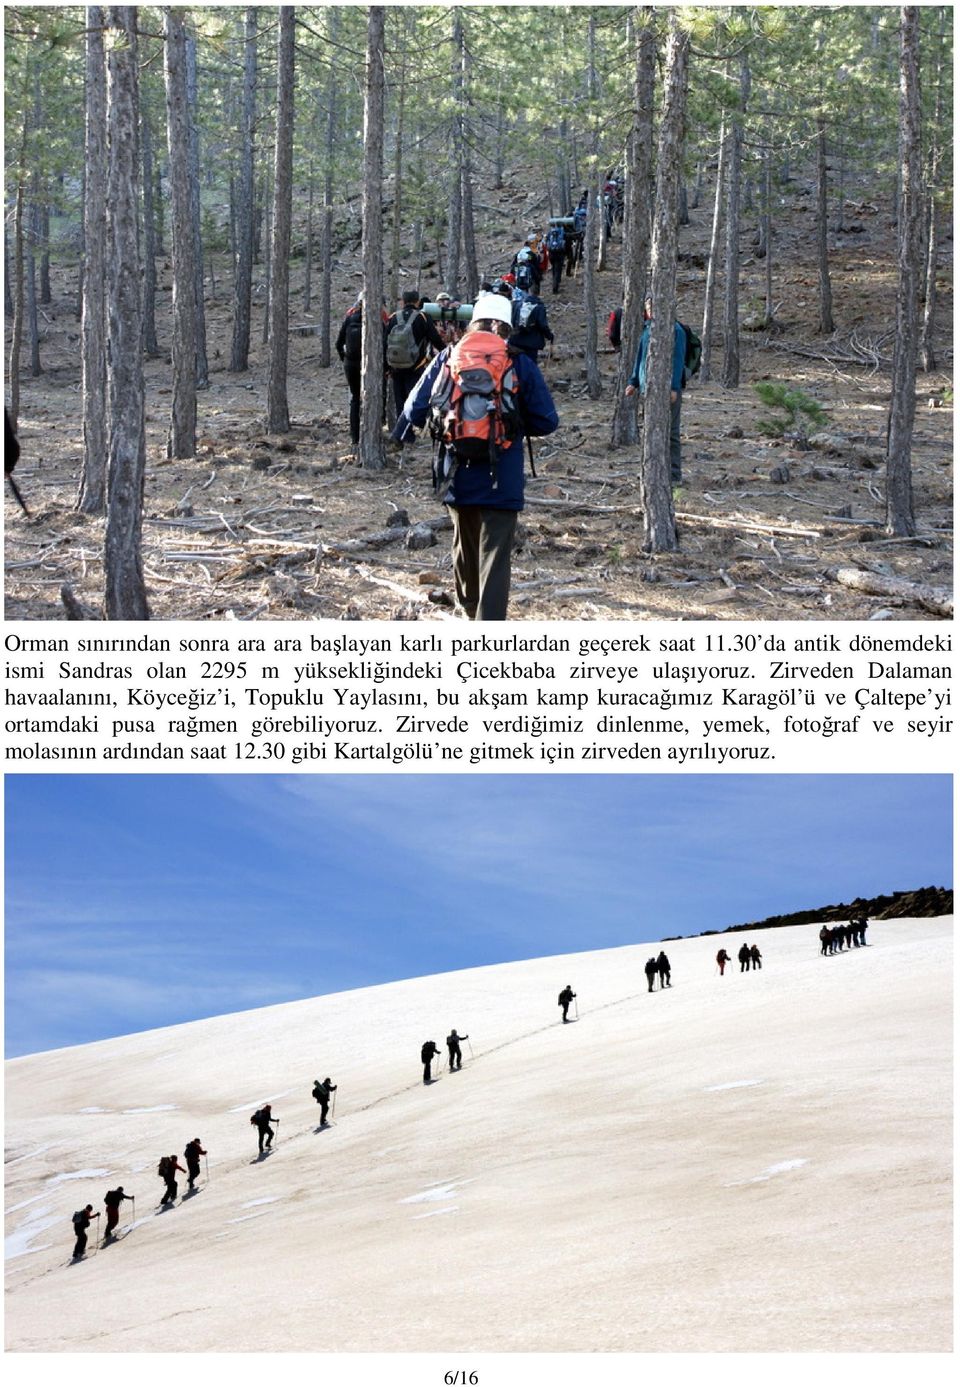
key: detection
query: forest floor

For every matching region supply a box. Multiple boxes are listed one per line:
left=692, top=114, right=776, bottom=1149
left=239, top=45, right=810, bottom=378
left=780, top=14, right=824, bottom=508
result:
left=4, top=177, right=953, bottom=623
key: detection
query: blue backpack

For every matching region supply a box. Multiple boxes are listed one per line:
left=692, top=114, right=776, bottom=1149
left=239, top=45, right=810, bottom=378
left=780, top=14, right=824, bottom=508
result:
left=546, top=225, right=566, bottom=252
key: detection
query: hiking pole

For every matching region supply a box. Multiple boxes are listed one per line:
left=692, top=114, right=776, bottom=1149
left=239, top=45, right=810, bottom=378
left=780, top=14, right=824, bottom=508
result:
left=205, top=1154, right=209, bottom=1182
left=332, top=1089, right=337, bottom=1120
left=574, top=997, right=579, bottom=1021
left=466, top=1038, right=474, bottom=1060
left=92, top=1213, right=101, bottom=1256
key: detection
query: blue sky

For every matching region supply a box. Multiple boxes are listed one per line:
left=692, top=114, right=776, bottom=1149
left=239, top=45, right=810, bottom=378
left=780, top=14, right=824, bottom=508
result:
left=4, top=774, right=951, bottom=1056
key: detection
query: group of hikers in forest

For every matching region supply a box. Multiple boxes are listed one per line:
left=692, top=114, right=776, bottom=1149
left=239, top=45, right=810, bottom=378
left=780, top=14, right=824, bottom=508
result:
left=68, top=920, right=852, bottom=1262
left=333, top=178, right=696, bottom=621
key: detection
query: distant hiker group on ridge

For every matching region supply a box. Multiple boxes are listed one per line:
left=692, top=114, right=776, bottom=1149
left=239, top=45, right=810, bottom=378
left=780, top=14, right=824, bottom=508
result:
left=644, top=952, right=672, bottom=991
left=821, top=917, right=869, bottom=954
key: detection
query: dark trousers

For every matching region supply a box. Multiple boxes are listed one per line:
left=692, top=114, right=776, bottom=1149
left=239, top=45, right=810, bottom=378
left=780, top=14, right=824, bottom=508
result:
left=451, top=506, right=518, bottom=621
left=561, top=1004, right=570, bottom=1021
left=647, top=975, right=656, bottom=992
left=423, top=1060, right=433, bottom=1083
left=161, top=1178, right=177, bottom=1205
left=187, top=1163, right=200, bottom=1188
left=257, top=1126, right=272, bottom=1153
left=343, top=357, right=361, bottom=444
left=318, top=1100, right=329, bottom=1123
left=391, top=364, right=422, bottom=419
left=448, top=1045, right=462, bottom=1070
left=549, top=250, right=565, bottom=293
left=670, top=392, right=683, bottom=484
left=105, top=1207, right=120, bottom=1236
left=73, top=1228, right=88, bottom=1258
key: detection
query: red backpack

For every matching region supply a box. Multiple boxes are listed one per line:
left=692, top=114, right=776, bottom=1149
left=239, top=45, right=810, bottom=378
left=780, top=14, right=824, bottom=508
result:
left=429, top=331, right=521, bottom=469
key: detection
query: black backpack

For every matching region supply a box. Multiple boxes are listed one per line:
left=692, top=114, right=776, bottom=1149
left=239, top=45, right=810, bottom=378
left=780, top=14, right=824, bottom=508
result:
left=72, top=1209, right=86, bottom=1230
left=343, top=310, right=363, bottom=359
left=158, top=1156, right=172, bottom=1178
left=680, top=322, right=702, bottom=379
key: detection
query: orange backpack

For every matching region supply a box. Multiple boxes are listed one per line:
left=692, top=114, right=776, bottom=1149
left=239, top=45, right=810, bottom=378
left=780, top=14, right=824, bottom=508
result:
left=429, top=331, right=521, bottom=469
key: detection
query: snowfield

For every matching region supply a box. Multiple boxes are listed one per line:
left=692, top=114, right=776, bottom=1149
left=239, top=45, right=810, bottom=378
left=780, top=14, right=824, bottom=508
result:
left=4, top=916, right=951, bottom=1353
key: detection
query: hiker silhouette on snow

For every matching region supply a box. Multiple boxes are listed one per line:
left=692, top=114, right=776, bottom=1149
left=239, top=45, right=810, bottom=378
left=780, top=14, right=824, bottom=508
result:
left=184, top=1138, right=206, bottom=1190
left=657, top=951, right=672, bottom=988
left=738, top=943, right=751, bottom=973
left=311, top=1077, right=337, bottom=1124
left=421, top=1040, right=441, bottom=1083
left=158, top=1153, right=185, bottom=1206
left=645, top=957, right=658, bottom=992
left=716, top=948, right=731, bottom=976
left=71, top=1204, right=96, bottom=1259
left=446, top=1030, right=468, bottom=1071
left=251, top=1104, right=277, bottom=1153
left=103, top=1185, right=132, bottom=1239
left=558, top=985, right=576, bottom=1022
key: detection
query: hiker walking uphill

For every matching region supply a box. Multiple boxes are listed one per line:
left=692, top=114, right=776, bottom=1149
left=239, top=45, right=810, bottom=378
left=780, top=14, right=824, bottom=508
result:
left=738, top=943, right=751, bottom=973
left=392, top=292, right=558, bottom=622
left=335, top=294, right=388, bottom=447
left=184, top=1138, right=206, bottom=1190
left=103, top=1185, right=132, bottom=1239
left=385, top=289, right=444, bottom=423
left=311, top=1077, right=337, bottom=1124
left=250, top=1104, right=277, bottom=1153
left=558, top=985, right=576, bottom=1022
left=716, top=948, right=731, bottom=976
left=158, top=1153, right=185, bottom=1206
left=750, top=944, right=763, bottom=970
left=446, top=1029, right=469, bottom=1071
left=644, top=957, right=659, bottom=992
left=657, top=951, right=672, bottom=988
left=421, top=1040, right=441, bottom=1083
left=71, top=1205, right=96, bottom=1260
left=625, top=296, right=700, bottom=487
left=509, top=286, right=554, bottom=365
left=546, top=222, right=566, bottom=294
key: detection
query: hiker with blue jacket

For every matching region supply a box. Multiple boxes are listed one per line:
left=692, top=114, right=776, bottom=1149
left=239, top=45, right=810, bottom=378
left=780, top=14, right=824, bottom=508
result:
left=625, top=296, right=688, bottom=486
left=392, top=293, right=558, bottom=621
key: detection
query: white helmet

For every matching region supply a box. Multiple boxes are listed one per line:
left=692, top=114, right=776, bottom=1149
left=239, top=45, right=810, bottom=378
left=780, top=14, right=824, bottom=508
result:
left=470, top=294, right=514, bottom=328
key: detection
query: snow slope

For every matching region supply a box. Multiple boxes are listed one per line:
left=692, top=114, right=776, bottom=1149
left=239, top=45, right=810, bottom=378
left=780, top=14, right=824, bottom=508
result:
left=4, top=917, right=952, bottom=1353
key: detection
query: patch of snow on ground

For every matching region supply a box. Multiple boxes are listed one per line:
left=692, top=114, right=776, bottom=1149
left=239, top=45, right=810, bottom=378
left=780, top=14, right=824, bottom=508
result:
left=5, top=1207, right=59, bottom=1261
left=79, top=1107, right=111, bottom=1114
left=413, top=1207, right=459, bottom=1220
left=46, top=1169, right=110, bottom=1185
left=5, top=1144, right=53, bottom=1167
left=240, top=1197, right=280, bottom=1208
left=705, top=1079, right=765, bottom=1092
left=726, top=1159, right=809, bottom=1188
left=226, top=1212, right=269, bottom=1224
left=121, top=1105, right=178, bottom=1114
left=6, top=1194, right=46, bottom=1214
left=227, top=1089, right=293, bottom=1113
left=400, top=1179, right=474, bottom=1205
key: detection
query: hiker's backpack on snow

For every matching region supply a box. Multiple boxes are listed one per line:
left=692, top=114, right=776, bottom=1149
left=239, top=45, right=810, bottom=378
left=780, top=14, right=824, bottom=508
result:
left=680, top=322, right=702, bottom=380
left=158, top=1156, right=172, bottom=1178
left=386, top=310, right=421, bottom=370
left=72, top=1210, right=85, bottom=1230
left=250, top=1108, right=263, bottom=1126
left=546, top=225, right=566, bottom=252
left=428, top=332, right=521, bottom=476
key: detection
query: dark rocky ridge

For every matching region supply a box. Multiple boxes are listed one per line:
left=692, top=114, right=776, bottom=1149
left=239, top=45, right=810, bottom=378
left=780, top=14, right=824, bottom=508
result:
left=664, top=886, right=953, bottom=941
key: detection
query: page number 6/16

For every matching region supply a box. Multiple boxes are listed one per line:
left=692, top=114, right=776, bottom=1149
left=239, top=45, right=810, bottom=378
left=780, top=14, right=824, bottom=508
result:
left=444, top=1374, right=478, bottom=1385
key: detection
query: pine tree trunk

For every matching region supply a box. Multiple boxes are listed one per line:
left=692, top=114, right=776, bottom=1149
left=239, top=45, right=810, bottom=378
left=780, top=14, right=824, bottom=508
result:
left=445, top=10, right=463, bottom=298
left=920, top=6, right=946, bottom=372
left=141, top=98, right=159, bottom=356
left=164, top=6, right=197, bottom=458
left=885, top=6, right=921, bottom=537
left=700, top=118, right=726, bottom=383
left=582, top=14, right=601, bottom=400
left=266, top=6, right=294, bottom=434
left=77, top=6, right=107, bottom=514
left=26, top=200, right=41, bottom=377
left=186, top=32, right=209, bottom=389
left=261, top=173, right=272, bottom=346
left=103, top=4, right=148, bottom=620
left=816, top=117, right=835, bottom=333
left=304, top=162, right=314, bottom=312
left=8, top=174, right=25, bottom=429
left=319, top=7, right=339, bottom=370
left=639, top=17, right=689, bottom=554
left=230, top=5, right=256, bottom=372
left=389, top=20, right=406, bottom=308
left=721, top=56, right=749, bottom=388
left=39, top=206, right=51, bottom=304
left=358, top=6, right=386, bottom=471
left=610, top=9, right=654, bottom=448
left=763, top=135, right=774, bottom=325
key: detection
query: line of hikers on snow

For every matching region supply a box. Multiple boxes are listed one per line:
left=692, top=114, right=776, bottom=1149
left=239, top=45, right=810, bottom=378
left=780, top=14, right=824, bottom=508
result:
left=73, top=915, right=846, bottom=1261
left=331, top=177, right=691, bottom=621
left=715, top=942, right=763, bottom=974
left=821, top=917, right=869, bottom=954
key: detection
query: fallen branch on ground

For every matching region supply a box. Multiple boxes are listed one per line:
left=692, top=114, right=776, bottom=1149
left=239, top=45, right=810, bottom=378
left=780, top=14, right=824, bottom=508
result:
left=830, top=566, right=952, bottom=617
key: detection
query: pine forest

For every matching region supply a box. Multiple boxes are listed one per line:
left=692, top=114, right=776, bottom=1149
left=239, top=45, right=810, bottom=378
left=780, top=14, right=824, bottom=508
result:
left=3, top=5, right=953, bottom=621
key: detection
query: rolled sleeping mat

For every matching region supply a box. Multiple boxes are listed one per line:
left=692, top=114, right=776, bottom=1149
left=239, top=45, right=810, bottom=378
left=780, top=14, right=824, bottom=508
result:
left=422, top=302, right=473, bottom=323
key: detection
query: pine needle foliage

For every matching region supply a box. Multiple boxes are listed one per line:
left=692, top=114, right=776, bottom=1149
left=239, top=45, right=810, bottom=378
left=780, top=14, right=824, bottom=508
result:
left=754, top=381, right=828, bottom=440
